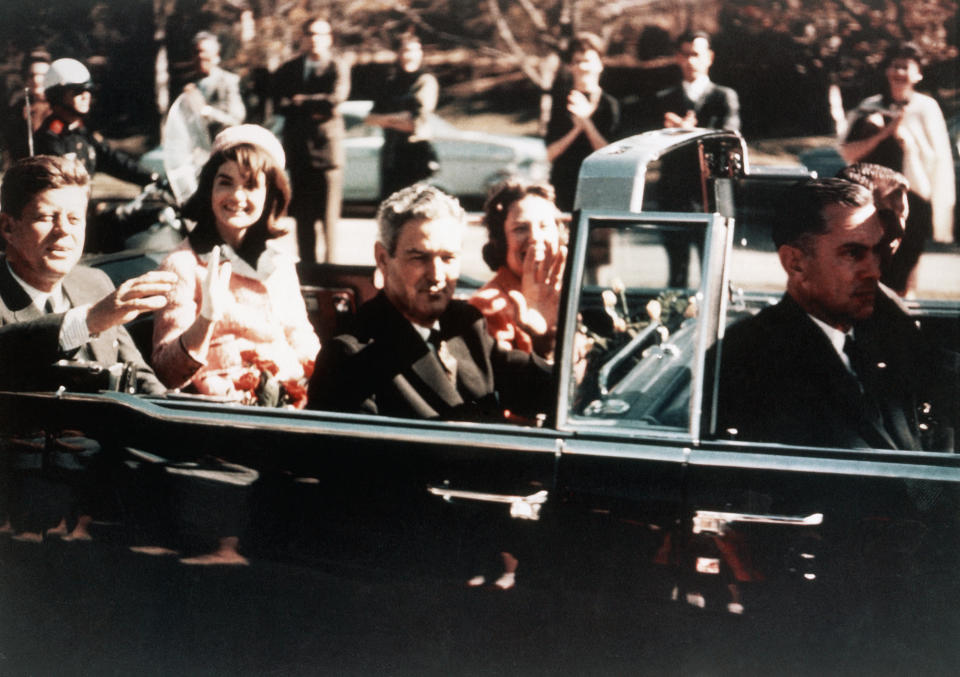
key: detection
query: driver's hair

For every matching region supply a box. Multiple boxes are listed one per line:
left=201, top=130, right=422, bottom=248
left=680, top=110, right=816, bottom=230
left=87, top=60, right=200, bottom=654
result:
left=183, top=143, right=291, bottom=268
left=0, top=155, right=90, bottom=219
left=376, top=184, right=465, bottom=256
left=773, top=178, right=872, bottom=252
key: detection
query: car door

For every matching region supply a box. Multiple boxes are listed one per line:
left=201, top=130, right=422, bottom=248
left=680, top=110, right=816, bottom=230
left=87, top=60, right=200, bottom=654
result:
left=546, top=205, right=731, bottom=602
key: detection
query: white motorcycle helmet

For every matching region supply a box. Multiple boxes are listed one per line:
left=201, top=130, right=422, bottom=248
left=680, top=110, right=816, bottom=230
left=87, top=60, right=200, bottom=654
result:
left=44, top=58, right=93, bottom=108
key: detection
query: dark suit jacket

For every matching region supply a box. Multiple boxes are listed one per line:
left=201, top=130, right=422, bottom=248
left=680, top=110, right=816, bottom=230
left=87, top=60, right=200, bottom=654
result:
left=306, top=293, right=554, bottom=421
left=0, top=259, right=163, bottom=394
left=654, top=80, right=740, bottom=131
left=271, top=54, right=350, bottom=170
left=714, top=293, right=949, bottom=451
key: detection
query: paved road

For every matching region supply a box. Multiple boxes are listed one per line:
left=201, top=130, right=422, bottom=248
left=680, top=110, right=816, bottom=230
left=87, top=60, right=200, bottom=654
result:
left=3, top=523, right=958, bottom=676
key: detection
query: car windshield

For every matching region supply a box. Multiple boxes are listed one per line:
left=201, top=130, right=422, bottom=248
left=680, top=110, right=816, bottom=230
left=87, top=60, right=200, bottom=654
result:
left=569, top=217, right=710, bottom=433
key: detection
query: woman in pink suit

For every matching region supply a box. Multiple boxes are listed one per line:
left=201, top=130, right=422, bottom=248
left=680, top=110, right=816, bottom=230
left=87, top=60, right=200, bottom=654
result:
left=152, top=124, right=319, bottom=409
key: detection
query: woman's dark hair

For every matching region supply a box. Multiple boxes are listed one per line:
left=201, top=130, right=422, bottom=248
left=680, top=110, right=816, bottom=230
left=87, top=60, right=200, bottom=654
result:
left=182, top=143, right=291, bottom=268
left=563, top=32, right=606, bottom=63
left=481, top=178, right=557, bottom=271
left=882, top=41, right=924, bottom=70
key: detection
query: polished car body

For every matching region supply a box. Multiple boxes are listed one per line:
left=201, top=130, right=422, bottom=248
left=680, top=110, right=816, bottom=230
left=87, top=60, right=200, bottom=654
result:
left=3, top=129, right=959, bottom=666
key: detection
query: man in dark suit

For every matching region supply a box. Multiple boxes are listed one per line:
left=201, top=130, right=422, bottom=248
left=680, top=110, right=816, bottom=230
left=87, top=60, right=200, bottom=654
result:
left=272, top=16, right=350, bottom=263
left=654, top=31, right=739, bottom=132
left=307, top=185, right=553, bottom=421
left=0, top=155, right=174, bottom=394
left=0, top=155, right=176, bottom=539
left=715, top=178, right=954, bottom=450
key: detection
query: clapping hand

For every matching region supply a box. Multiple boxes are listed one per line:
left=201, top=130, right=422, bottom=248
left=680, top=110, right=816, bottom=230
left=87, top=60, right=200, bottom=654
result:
left=663, top=110, right=698, bottom=129
left=199, top=245, right=232, bottom=322
left=566, top=90, right=595, bottom=126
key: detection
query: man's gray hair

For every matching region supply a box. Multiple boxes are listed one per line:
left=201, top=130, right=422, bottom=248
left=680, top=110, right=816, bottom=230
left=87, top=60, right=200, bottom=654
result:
left=193, top=31, right=220, bottom=50
left=376, top=184, right=466, bottom=255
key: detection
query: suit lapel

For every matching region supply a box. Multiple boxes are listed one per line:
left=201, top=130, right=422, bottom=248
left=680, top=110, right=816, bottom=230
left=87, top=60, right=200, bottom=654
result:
left=366, top=294, right=464, bottom=412
left=783, top=296, right=899, bottom=450
left=0, top=257, right=41, bottom=321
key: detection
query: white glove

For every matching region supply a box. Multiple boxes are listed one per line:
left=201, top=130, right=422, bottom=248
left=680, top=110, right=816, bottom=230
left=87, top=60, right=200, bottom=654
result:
left=199, top=245, right=232, bottom=321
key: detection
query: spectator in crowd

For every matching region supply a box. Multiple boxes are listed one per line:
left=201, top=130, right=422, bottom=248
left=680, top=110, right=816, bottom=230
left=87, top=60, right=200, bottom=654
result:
left=180, top=31, right=246, bottom=138
left=365, top=30, right=439, bottom=200
left=307, top=184, right=553, bottom=420
left=545, top=32, right=619, bottom=212
left=151, top=124, right=319, bottom=408
left=840, top=41, right=955, bottom=296
left=653, top=31, right=740, bottom=132
left=272, top=16, right=350, bottom=263
left=470, top=178, right=566, bottom=361
left=0, top=155, right=173, bottom=540
left=2, top=49, right=51, bottom=165
left=715, top=178, right=955, bottom=450
left=34, top=58, right=158, bottom=188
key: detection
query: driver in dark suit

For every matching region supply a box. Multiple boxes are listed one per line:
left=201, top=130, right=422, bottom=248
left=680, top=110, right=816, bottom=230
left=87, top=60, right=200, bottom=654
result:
left=307, top=184, right=554, bottom=421
left=715, top=178, right=955, bottom=450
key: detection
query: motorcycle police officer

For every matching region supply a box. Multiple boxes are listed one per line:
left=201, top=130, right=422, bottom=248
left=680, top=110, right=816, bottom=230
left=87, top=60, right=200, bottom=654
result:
left=34, top=58, right=158, bottom=187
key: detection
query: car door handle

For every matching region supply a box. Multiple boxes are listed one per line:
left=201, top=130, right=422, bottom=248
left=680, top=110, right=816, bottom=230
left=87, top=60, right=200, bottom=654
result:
left=692, top=510, right=823, bottom=535
left=426, top=485, right=548, bottom=521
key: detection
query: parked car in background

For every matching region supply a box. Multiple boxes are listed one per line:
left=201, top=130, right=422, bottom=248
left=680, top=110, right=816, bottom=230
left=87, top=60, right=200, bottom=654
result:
left=340, top=100, right=549, bottom=204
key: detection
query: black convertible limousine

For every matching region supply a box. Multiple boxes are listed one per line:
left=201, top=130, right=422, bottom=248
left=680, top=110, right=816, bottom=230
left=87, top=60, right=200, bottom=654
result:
left=2, top=128, right=958, bottom=673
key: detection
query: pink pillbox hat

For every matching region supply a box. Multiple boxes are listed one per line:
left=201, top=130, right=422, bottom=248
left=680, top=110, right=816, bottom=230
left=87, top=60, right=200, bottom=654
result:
left=210, top=124, right=286, bottom=169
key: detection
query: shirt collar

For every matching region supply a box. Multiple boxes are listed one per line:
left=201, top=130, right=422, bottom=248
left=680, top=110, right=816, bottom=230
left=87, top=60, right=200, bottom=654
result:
left=410, top=320, right=441, bottom=344
left=807, top=313, right=853, bottom=370
left=682, top=75, right=711, bottom=102
left=199, top=240, right=297, bottom=281
left=6, top=260, right=62, bottom=311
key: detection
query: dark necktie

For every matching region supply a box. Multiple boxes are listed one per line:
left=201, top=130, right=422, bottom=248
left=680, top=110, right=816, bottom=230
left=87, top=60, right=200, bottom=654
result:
left=428, top=329, right=457, bottom=386
left=843, top=334, right=868, bottom=388
left=844, top=333, right=885, bottom=426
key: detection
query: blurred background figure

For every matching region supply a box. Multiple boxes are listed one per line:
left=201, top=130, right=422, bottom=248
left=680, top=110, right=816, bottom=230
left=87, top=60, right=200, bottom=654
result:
left=272, top=16, right=350, bottom=264
left=35, top=57, right=158, bottom=188
left=2, top=48, right=51, bottom=166
left=365, top=30, right=439, bottom=200
left=654, top=31, right=740, bottom=132
left=840, top=41, right=955, bottom=296
left=545, top=32, right=619, bottom=212
left=179, top=31, right=246, bottom=139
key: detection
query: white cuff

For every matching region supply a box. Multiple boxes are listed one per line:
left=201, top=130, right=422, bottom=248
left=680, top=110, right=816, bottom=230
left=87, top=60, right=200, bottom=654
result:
left=60, top=304, right=92, bottom=352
